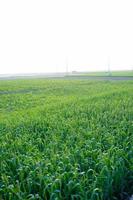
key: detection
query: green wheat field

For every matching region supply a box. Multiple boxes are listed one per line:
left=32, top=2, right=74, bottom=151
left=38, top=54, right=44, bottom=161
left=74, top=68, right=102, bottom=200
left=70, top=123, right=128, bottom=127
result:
left=0, top=79, right=133, bottom=200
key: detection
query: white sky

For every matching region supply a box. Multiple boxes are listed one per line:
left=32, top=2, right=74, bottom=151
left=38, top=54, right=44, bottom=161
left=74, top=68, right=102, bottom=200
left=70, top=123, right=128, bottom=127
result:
left=0, top=0, right=133, bottom=74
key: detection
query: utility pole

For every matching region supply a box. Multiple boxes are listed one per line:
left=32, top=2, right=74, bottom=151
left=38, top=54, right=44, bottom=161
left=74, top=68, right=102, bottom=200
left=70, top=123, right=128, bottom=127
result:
left=56, top=64, right=58, bottom=74
left=66, top=57, right=68, bottom=76
left=107, top=56, right=111, bottom=76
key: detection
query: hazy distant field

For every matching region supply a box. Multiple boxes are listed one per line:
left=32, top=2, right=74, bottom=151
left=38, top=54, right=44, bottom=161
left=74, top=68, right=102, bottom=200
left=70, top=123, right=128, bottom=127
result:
left=0, top=71, right=133, bottom=81
left=82, top=70, right=133, bottom=77
left=0, top=79, right=133, bottom=200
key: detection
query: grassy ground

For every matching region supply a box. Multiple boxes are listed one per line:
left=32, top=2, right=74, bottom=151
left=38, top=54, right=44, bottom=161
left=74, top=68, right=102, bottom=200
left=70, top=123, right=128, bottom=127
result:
left=0, top=79, right=133, bottom=200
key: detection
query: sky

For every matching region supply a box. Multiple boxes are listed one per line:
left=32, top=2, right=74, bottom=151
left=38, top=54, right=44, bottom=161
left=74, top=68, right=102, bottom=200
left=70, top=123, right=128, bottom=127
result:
left=0, top=0, right=133, bottom=74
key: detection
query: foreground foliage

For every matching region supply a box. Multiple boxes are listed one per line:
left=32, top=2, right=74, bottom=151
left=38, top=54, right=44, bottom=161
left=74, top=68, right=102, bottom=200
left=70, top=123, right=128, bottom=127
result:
left=0, top=79, right=133, bottom=200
